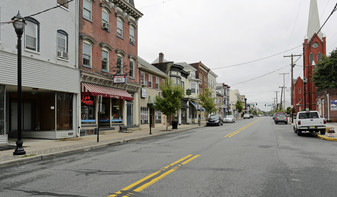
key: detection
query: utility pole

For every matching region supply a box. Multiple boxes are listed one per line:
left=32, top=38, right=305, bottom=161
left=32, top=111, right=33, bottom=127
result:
left=279, top=73, right=289, bottom=110
left=284, top=54, right=301, bottom=122
left=274, top=91, right=279, bottom=110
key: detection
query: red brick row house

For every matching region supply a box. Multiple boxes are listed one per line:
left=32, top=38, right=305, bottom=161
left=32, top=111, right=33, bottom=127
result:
left=79, top=0, right=143, bottom=135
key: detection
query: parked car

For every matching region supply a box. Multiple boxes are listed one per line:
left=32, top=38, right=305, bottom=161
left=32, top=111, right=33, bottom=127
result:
left=274, top=113, right=288, bottom=124
left=243, top=114, right=250, bottom=119
left=224, top=115, right=235, bottom=123
left=207, top=115, right=223, bottom=126
left=293, top=111, right=326, bottom=136
left=273, top=112, right=286, bottom=120
left=250, top=114, right=254, bottom=118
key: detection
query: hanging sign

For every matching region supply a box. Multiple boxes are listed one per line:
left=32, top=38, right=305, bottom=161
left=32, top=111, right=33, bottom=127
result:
left=114, top=75, right=127, bottom=84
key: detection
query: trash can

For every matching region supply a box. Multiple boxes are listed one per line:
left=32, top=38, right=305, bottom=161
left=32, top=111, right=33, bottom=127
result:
left=172, top=121, right=178, bottom=129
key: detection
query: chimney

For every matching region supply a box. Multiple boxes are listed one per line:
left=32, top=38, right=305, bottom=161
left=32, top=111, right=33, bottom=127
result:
left=159, top=52, right=164, bottom=63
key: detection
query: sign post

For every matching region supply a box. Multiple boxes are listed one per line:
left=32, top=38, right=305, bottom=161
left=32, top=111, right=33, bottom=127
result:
left=97, top=95, right=102, bottom=142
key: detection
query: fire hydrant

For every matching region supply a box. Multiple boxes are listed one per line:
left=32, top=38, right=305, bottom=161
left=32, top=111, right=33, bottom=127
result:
left=328, top=128, right=335, bottom=137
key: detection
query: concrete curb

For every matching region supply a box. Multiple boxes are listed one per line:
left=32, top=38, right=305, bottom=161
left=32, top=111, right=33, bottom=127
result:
left=317, top=134, right=337, bottom=141
left=0, top=126, right=198, bottom=168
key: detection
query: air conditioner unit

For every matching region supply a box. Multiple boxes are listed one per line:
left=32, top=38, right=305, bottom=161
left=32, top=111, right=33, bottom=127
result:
left=141, top=81, right=147, bottom=86
left=102, top=22, right=110, bottom=30
left=57, top=51, right=68, bottom=59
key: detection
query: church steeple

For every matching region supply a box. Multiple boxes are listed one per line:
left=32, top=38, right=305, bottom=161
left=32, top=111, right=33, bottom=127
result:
left=307, top=0, right=323, bottom=40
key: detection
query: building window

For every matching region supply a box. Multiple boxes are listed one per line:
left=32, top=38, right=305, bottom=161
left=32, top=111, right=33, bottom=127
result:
left=191, top=82, right=196, bottom=93
left=57, top=30, right=68, bottom=59
left=155, top=111, right=162, bottom=123
left=140, top=72, right=145, bottom=85
left=102, top=49, right=109, bottom=72
left=299, top=88, right=301, bottom=94
left=309, top=53, right=314, bottom=64
left=156, top=77, right=159, bottom=90
left=129, top=59, right=135, bottom=78
left=57, top=0, right=69, bottom=8
left=117, top=18, right=123, bottom=38
left=83, top=0, right=92, bottom=21
left=141, top=107, right=148, bottom=124
left=148, top=75, right=152, bottom=88
left=25, top=17, right=39, bottom=52
left=102, top=9, right=109, bottom=30
left=299, top=98, right=301, bottom=103
left=83, top=41, right=92, bottom=67
left=129, top=26, right=135, bottom=44
left=0, top=85, right=4, bottom=135
left=181, top=81, right=185, bottom=89
left=117, top=54, right=123, bottom=74
left=318, top=52, right=322, bottom=62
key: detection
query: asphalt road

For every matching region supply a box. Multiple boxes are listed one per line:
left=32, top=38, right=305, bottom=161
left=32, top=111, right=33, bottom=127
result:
left=1, top=117, right=337, bottom=197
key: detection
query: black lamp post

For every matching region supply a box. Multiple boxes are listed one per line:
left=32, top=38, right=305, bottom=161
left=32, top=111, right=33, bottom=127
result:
left=12, top=11, right=26, bottom=155
left=303, top=77, right=307, bottom=111
left=147, top=97, right=153, bottom=135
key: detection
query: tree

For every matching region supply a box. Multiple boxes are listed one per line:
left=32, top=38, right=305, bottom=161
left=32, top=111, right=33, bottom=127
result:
left=198, top=87, right=216, bottom=116
left=313, top=49, right=337, bottom=91
left=235, top=100, right=243, bottom=114
left=154, top=78, right=184, bottom=130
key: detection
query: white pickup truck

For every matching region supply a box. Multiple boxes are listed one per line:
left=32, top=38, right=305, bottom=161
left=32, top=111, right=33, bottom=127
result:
left=293, top=111, right=326, bottom=136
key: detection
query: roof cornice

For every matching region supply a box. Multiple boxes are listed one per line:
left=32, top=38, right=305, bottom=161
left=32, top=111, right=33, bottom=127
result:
left=112, top=0, right=143, bottom=19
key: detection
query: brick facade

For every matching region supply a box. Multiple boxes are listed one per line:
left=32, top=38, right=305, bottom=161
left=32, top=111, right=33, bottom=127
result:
left=316, top=89, right=337, bottom=122
left=293, top=77, right=305, bottom=113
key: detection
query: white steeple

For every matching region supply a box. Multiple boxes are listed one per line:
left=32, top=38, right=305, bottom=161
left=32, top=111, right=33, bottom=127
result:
left=307, top=0, right=323, bottom=40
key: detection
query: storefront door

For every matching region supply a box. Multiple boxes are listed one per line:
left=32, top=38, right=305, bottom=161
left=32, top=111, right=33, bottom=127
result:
left=127, top=102, right=133, bottom=126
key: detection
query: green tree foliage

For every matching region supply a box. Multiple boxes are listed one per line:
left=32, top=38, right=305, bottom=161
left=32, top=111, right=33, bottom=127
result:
left=154, top=78, right=184, bottom=130
left=286, top=107, right=292, bottom=114
left=198, top=88, right=216, bottom=115
left=313, top=49, right=337, bottom=91
left=235, top=100, right=243, bottom=113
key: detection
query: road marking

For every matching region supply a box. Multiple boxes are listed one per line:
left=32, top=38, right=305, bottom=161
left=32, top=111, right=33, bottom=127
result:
left=225, top=119, right=261, bottom=138
left=108, top=154, right=200, bottom=197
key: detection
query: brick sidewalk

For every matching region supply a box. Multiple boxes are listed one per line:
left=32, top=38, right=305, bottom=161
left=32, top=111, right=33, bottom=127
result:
left=0, top=124, right=203, bottom=168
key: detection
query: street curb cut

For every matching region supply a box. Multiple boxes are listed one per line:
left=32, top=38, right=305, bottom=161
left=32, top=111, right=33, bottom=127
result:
left=0, top=126, right=198, bottom=168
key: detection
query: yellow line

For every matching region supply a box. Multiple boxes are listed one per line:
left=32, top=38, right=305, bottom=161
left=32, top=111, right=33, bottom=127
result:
left=181, top=155, right=200, bottom=165
left=134, top=169, right=176, bottom=192
left=225, top=119, right=261, bottom=138
left=108, top=154, right=195, bottom=197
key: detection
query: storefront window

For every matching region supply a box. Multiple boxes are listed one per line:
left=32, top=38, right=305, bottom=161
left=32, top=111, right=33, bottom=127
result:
left=111, top=99, right=123, bottom=123
left=155, top=111, right=162, bottom=123
left=0, top=85, right=5, bottom=135
left=57, top=92, right=73, bottom=130
left=141, top=107, right=148, bottom=124
left=100, top=97, right=111, bottom=126
left=81, top=95, right=96, bottom=124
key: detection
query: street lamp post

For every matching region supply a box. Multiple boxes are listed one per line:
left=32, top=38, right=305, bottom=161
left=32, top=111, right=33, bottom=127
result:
left=303, top=77, right=307, bottom=111
left=12, top=11, right=26, bottom=155
left=147, top=97, right=153, bottom=135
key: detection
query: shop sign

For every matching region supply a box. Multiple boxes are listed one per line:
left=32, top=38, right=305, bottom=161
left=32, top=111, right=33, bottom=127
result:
left=141, top=88, right=146, bottom=98
left=114, top=75, right=127, bottom=84
left=81, top=95, right=94, bottom=105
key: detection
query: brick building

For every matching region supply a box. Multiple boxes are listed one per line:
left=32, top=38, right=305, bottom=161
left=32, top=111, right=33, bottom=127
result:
left=317, top=89, right=337, bottom=122
left=293, top=77, right=305, bottom=113
left=79, top=0, right=143, bottom=135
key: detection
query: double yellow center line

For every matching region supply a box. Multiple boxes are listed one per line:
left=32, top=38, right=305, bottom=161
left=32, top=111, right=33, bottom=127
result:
left=225, top=119, right=261, bottom=138
left=109, top=154, right=200, bottom=197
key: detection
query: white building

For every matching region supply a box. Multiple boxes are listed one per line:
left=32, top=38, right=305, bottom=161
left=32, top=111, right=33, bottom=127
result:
left=229, top=89, right=241, bottom=118
left=0, top=0, right=80, bottom=143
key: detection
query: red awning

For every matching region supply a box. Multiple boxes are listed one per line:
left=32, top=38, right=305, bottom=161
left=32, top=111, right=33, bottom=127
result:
left=82, top=83, right=133, bottom=101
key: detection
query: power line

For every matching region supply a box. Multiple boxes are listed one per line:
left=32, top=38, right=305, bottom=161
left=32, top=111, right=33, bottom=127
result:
left=139, top=0, right=175, bottom=9
left=212, top=45, right=301, bottom=70
left=25, top=0, right=74, bottom=18
left=231, top=65, right=289, bottom=86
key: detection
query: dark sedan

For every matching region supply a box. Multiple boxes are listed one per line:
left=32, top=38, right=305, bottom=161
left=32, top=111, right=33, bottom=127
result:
left=206, top=115, right=223, bottom=126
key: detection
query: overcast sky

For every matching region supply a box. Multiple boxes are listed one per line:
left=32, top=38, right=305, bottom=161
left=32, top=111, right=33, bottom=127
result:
left=135, top=0, right=337, bottom=111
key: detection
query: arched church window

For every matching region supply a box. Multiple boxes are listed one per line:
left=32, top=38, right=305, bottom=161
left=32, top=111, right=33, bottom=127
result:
left=309, top=53, right=314, bottom=64
left=317, top=53, right=322, bottom=63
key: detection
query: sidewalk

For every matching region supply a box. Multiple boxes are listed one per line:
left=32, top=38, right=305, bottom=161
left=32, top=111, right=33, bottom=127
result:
left=0, top=124, right=203, bottom=168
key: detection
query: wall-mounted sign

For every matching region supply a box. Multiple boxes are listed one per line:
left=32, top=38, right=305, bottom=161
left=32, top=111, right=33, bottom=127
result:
left=81, top=95, right=94, bottom=105
left=141, top=88, right=146, bottom=98
left=331, top=100, right=337, bottom=111
left=114, top=75, right=127, bottom=84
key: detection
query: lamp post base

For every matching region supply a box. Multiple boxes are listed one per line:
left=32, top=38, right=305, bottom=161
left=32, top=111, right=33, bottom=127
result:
left=13, top=140, right=26, bottom=155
